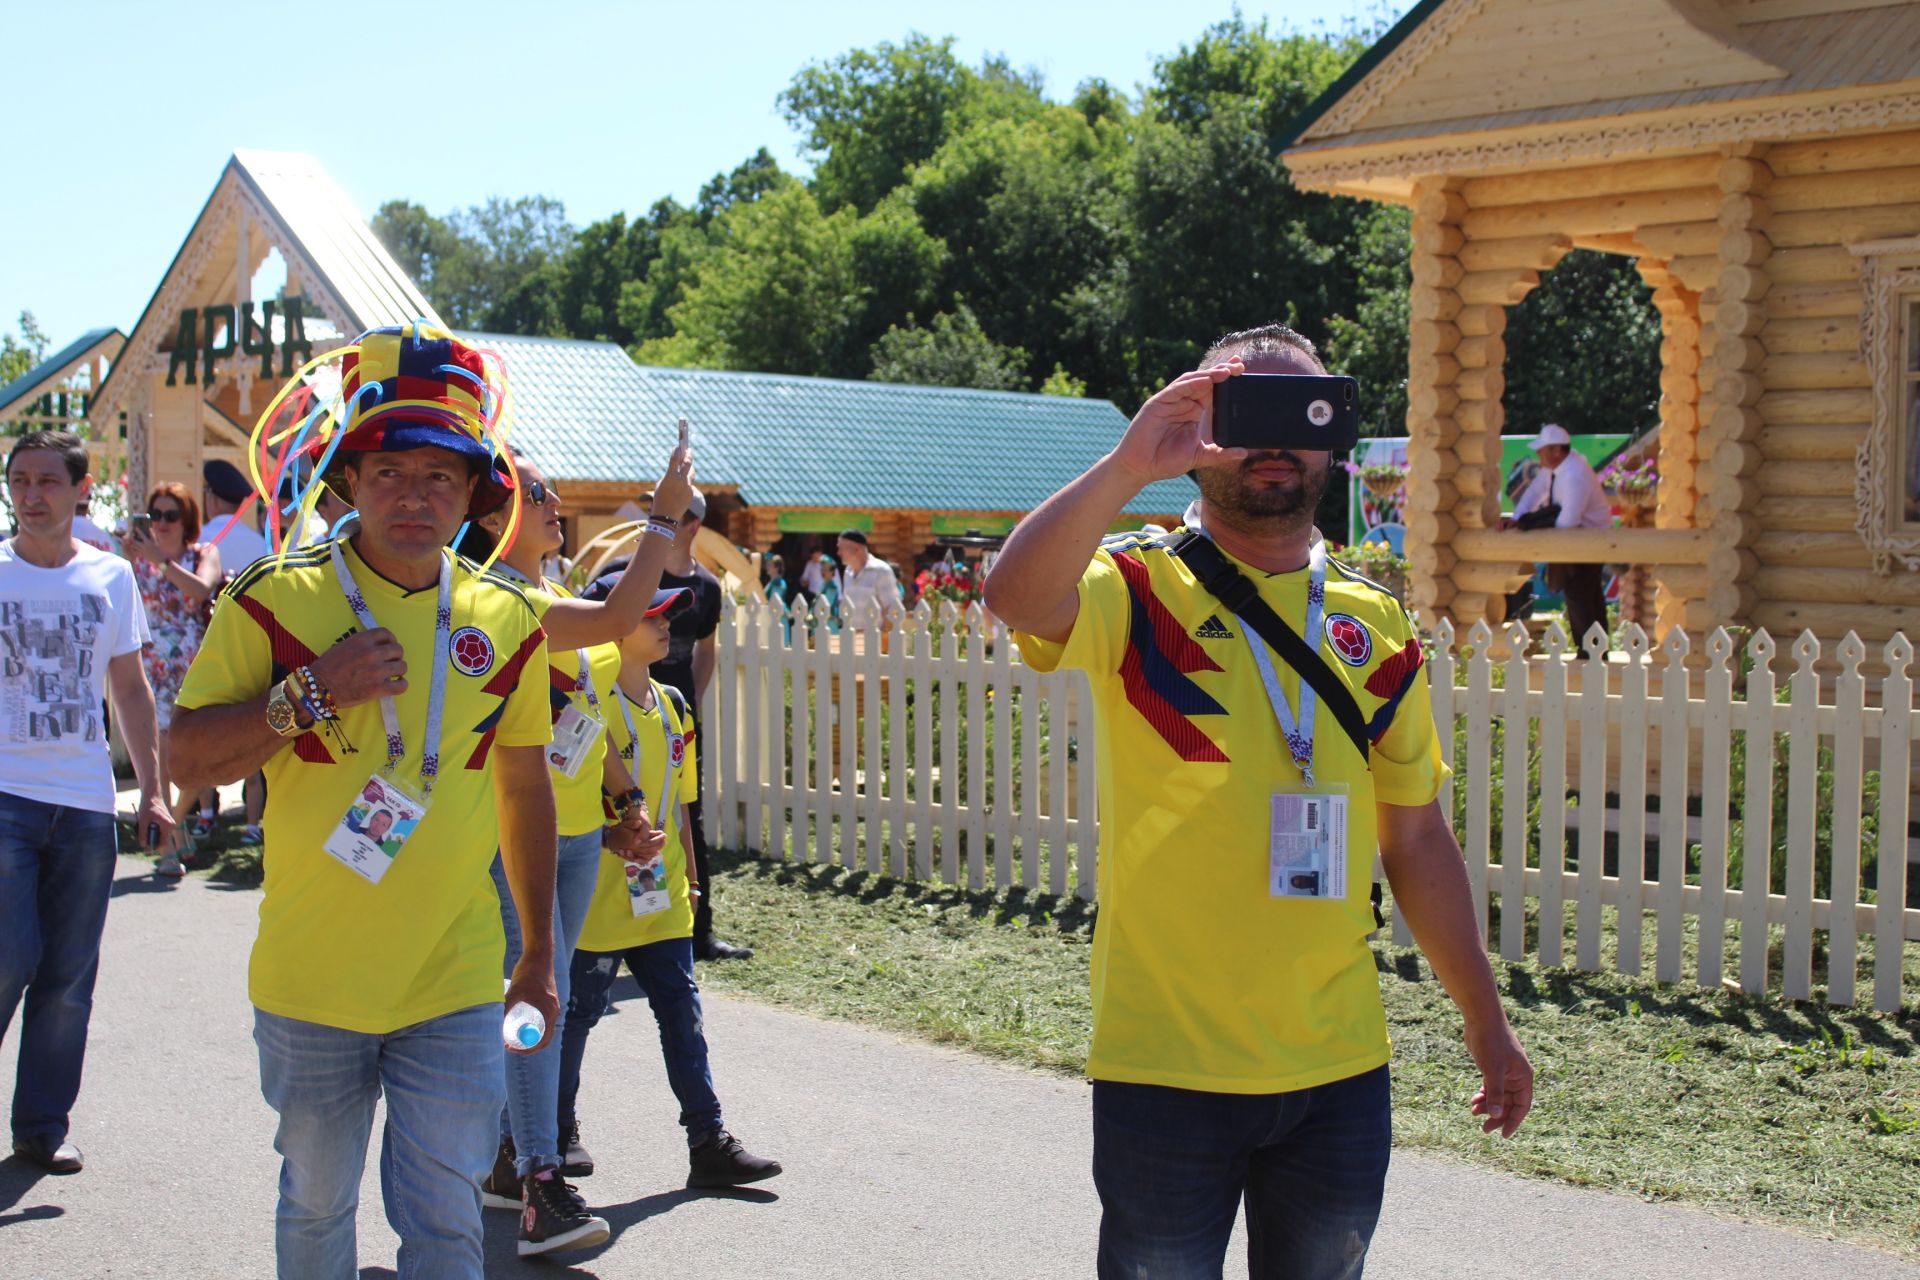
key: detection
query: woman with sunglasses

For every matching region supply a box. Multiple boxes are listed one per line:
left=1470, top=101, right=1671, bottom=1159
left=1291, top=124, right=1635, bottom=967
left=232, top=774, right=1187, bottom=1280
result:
left=122, top=482, right=224, bottom=875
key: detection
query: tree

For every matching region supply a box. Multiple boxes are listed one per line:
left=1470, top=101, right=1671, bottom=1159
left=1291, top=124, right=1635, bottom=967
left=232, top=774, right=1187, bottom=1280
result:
left=870, top=305, right=1029, bottom=390
left=0, top=311, right=50, bottom=389
left=1502, top=250, right=1661, bottom=441
left=1321, top=205, right=1412, bottom=438
left=371, top=196, right=574, bottom=331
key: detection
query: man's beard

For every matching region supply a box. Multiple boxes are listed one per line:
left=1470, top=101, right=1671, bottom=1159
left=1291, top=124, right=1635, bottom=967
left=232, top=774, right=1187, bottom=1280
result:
left=1195, top=451, right=1333, bottom=532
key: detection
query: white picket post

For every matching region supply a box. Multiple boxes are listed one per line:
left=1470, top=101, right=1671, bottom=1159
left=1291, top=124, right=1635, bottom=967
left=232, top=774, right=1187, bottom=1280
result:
left=1781, top=632, right=1821, bottom=1000
left=1015, top=641, right=1043, bottom=891
left=1462, top=620, right=1494, bottom=942
left=1875, top=637, right=1913, bottom=1013
left=811, top=597, right=836, bottom=864
left=1827, top=634, right=1867, bottom=1007
left=766, top=599, right=790, bottom=862
left=886, top=607, right=913, bottom=878
left=740, top=595, right=765, bottom=854
left=965, top=604, right=991, bottom=891
left=1047, top=670, right=1073, bottom=898
left=989, top=619, right=1017, bottom=889
left=787, top=601, right=810, bottom=864
left=1413, top=618, right=1456, bottom=947
left=709, top=594, right=735, bottom=851
left=938, top=602, right=962, bottom=884
left=1697, top=629, right=1737, bottom=988
left=834, top=605, right=860, bottom=868
left=1655, top=628, right=1692, bottom=984
left=1575, top=624, right=1609, bottom=972
left=1499, top=622, right=1532, bottom=963
left=1616, top=624, right=1651, bottom=976
left=914, top=601, right=937, bottom=882
left=1537, top=622, right=1570, bottom=967
left=1740, top=630, right=1779, bottom=996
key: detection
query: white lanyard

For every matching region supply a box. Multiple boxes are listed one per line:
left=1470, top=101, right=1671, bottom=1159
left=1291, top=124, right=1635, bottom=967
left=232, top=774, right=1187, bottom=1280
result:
left=330, top=537, right=454, bottom=798
left=616, top=682, right=677, bottom=832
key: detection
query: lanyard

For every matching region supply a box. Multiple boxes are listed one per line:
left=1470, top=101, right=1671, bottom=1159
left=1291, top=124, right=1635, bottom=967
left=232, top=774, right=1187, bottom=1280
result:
left=330, top=538, right=454, bottom=798
left=497, top=562, right=600, bottom=713
left=616, top=682, right=677, bottom=834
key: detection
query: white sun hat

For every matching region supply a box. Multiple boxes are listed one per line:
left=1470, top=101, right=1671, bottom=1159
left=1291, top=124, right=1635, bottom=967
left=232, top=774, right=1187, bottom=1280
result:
left=1530, top=423, right=1573, bottom=450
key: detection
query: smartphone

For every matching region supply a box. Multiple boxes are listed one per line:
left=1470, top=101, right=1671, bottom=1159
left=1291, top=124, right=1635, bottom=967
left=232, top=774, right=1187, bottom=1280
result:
left=128, top=513, right=153, bottom=540
left=1212, top=374, right=1361, bottom=452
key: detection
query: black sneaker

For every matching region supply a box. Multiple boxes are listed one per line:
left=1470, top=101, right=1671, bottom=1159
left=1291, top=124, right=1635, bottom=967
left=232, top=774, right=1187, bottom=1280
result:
left=559, top=1120, right=594, bottom=1178
left=694, top=936, right=755, bottom=961
left=518, top=1169, right=610, bottom=1257
left=687, top=1130, right=782, bottom=1188
left=480, top=1138, right=519, bottom=1210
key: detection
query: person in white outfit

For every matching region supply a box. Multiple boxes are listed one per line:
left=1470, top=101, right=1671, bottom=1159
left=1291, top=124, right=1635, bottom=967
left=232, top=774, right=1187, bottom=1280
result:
left=1507, top=424, right=1613, bottom=653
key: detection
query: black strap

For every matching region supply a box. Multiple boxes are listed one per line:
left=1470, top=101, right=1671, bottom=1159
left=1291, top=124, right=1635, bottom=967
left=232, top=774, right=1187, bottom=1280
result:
left=1163, top=531, right=1371, bottom=765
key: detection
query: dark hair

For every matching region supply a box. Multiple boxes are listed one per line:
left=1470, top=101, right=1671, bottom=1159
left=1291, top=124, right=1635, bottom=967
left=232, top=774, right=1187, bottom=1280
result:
left=454, top=521, right=497, bottom=561
left=1201, top=323, right=1325, bottom=372
left=6, top=430, right=90, bottom=483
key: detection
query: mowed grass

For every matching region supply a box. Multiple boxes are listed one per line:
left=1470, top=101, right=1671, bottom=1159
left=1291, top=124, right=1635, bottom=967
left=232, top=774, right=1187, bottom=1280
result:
left=696, top=846, right=1920, bottom=1260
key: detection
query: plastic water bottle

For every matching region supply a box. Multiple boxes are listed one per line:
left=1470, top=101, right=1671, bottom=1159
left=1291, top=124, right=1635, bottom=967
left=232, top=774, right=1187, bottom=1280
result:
left=503, top=1001, right=544, bottom=1050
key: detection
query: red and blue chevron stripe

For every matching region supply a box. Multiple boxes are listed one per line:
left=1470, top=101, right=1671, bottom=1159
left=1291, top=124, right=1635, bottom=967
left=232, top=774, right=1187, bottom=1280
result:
left=1112, top=552, right=1229, bottom=763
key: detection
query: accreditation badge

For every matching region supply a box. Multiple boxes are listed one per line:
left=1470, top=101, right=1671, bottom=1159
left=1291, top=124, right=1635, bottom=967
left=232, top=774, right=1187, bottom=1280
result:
left=323, top=774, right=429, bottom=885
left=1269, top=787, right=1348, bottom=900
left=624, top=853, right=671, bottom=917
left=547, top=703, right=607, bottom=780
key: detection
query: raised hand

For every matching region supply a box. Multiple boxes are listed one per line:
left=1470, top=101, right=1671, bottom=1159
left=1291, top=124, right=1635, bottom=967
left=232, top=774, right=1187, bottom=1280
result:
left=308, top=627, right=409, bottom=708
left=1109, top=360, right=1250, bottom=486
left=651, top=417, right=696, bottom=523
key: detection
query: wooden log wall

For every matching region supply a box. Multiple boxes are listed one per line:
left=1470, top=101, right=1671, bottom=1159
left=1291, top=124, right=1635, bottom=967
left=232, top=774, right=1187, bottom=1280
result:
left=1636, top=257, right=1703, bottom=637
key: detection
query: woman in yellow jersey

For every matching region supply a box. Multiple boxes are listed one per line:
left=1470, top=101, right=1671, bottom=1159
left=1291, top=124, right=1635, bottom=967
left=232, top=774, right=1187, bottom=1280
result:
left=555, top=578, right=783, bottom=1195
left=459, top=454, right=653, bottom=1258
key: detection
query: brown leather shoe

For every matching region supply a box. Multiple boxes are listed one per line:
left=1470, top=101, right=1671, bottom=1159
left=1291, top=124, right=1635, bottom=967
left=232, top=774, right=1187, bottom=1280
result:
left=13, top=1135, right=83, bottom=1174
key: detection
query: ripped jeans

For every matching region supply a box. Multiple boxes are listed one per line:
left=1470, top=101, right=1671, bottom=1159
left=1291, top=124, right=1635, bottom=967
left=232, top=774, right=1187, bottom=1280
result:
left=554, top=937, right=723, bottom=1145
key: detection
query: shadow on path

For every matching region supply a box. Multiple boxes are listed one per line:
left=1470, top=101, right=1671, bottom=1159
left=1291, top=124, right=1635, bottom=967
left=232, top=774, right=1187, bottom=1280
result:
left=0, top=1156, right=61, bottom=1229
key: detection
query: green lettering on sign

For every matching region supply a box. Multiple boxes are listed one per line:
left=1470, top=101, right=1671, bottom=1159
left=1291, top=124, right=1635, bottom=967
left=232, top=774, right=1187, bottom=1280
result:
left=777, top=510, right=874, bottom=534
left=930, top=514, right=1018, bottom=537
left=164, top=298, right=315, bottom=385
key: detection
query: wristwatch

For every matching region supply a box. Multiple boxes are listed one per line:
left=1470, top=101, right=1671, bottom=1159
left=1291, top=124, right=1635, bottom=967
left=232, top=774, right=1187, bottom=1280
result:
left=266, top=680, right=305, bottom=738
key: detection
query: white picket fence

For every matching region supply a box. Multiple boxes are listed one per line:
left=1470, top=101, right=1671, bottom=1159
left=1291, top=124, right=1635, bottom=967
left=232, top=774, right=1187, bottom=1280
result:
left=703, top=593, right=1919, bottom=1013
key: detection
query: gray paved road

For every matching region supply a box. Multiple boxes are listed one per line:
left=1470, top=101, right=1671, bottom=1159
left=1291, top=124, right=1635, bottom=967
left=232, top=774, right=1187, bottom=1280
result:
left=2, top=858, right=1914, bottom=1279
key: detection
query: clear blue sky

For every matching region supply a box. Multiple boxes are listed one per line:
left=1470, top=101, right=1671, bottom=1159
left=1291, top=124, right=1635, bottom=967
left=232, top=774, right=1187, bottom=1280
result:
left=2, top=0, right=1401, bottom=348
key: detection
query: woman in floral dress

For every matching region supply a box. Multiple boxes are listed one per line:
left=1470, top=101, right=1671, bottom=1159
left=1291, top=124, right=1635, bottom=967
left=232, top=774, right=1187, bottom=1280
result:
left=123, top=482, right=223, bottom=876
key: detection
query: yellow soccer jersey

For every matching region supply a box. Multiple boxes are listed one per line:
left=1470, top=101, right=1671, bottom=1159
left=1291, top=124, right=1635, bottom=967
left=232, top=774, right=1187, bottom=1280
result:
left=176, top=539, right=552, bottom=1033
left=512, top=578, right=622, bottom=838
left=576, top=681, right=698, bottom=952
left=1015, top=530, right=1447, bottom=1094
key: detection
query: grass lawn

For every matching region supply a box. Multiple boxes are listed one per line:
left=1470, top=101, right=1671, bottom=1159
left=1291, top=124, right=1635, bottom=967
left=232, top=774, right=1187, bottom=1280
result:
left=689, top=847, right=1920, bottom=1260
left=170, top=825, right=1920, bottom=1258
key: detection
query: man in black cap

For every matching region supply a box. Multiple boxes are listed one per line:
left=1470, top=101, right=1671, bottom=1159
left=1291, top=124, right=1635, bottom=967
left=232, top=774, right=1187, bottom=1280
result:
left=652, top=487, right=752, bottom=960
left=201, top=459, right=270, bottom=572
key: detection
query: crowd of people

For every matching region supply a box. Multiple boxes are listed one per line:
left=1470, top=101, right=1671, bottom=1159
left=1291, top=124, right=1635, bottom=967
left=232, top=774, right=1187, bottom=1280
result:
left=2, top=319, right=1530, bottom=1280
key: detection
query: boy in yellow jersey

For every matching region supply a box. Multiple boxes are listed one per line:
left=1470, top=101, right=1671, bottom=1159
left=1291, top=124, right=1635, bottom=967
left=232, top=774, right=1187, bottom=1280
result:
left=986, top=324, right=1532, bottom=1280
left=556, top=580, right=782, bottom=1195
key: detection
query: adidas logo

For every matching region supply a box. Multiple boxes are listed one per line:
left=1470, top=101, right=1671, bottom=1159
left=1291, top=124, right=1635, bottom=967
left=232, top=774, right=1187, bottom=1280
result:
left=1195, top=615, right=1236, bottom=640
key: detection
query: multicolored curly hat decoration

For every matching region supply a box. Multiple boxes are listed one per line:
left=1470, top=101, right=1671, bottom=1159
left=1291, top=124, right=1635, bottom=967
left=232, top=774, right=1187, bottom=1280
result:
left=242, top=321, right=524, bottom=563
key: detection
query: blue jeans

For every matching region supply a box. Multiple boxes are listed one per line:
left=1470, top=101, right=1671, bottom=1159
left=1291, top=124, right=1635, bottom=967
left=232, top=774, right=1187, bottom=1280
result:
left=491, top=828, right=601, bottom=1176
left=557, top=936, right=723, bottom=1143
left=254, top=1004, right=503, bottom=1280
left=0, top=791, right=118, bottom=1145
left=1092, top=1066, right=1392, bottom=1280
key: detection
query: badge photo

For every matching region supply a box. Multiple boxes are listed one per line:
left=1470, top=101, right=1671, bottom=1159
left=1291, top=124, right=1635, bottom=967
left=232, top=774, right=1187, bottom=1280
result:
left=1324, top=613, right=1372, bottom=666
left=450, top=625, right=495, bottom=676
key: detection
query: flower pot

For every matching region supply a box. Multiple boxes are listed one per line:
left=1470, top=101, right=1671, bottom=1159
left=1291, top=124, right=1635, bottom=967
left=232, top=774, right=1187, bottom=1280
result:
left=1363, top=474, right=1406, bottom=500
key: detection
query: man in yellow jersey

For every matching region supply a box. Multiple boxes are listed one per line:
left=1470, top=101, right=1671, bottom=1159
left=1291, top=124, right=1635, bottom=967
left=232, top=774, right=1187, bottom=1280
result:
left=169, top=326, right=561, bottom=1278
left=462, top=449, right=691, bottom=1256
left=556, top=581, right=781, bottom=1194
left=986, top=324, right=1532, bottom=1280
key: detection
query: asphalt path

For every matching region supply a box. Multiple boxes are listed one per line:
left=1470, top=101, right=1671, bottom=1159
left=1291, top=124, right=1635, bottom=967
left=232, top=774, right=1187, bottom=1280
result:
left=2, top=857, right=1915, bottom=1279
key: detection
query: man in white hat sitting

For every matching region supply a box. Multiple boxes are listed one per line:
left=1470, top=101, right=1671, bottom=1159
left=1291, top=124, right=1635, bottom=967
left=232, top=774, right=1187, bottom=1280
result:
left=1507, top=424, right=1613, bottom=654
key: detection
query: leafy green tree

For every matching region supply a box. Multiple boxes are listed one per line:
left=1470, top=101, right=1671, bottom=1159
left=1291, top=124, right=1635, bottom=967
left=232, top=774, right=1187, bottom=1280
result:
left=870, top=304, right=1029, bottom=390
left=0, top=311, right=50, bottom=389
left=696, top=148, right=788, bottom=224
left=372, top=196, right=574, bottom=331
left=1322, top=205, right=1413, bottom=437
left=1503, top=250, right=1661, bottom=441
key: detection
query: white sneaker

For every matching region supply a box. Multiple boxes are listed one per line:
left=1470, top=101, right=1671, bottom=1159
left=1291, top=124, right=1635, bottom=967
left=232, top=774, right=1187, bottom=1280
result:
left=156, top=853, right=185, bottom=879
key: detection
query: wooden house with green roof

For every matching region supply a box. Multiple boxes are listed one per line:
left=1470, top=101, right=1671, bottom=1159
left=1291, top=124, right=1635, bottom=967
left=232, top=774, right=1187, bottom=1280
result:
left=1282, top=0, right=1920, bottom=648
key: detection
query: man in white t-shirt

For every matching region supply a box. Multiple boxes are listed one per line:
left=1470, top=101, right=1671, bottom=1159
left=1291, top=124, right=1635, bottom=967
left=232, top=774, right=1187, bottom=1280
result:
left=835, top=529, right=903, bottom=626
left=1, top=430, right=175, bottom=1176
left=200, top=460, right=271, bottom=572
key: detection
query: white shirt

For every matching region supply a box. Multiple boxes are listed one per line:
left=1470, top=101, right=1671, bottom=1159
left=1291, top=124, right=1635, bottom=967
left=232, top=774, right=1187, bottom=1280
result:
left=202, top=512, right=271, bottom=571
left=800, top=557, right=827, bottom=594
left=839, top=556, right=903, bottom=621
left=0, top=540, right=152, bottom=813
left=1515, top=452, right=1612, bottom=530
left=71, top=514, right=117, bottom=554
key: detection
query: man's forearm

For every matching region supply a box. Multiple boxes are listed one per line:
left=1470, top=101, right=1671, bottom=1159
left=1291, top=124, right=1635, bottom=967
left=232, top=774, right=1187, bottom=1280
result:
left=985, top=453, right=1141, bottom=633
left=108, top=657, right=165, bottom=796
left=167, top=699, right=293, bottom=792
left=496, top=750, right=559, bottom=961
left=1379, top=806, right=1507, bottom=1027
left=693, top=636, right=716, bottom=701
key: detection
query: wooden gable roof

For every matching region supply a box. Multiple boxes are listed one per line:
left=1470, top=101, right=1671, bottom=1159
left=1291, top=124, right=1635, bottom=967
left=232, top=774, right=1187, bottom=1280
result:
left=1284, top=0, right=1920, bottom=199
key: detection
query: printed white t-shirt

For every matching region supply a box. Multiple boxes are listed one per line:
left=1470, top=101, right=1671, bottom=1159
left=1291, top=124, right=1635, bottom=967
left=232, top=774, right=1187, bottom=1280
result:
left=0, top=539, right=151, bottom=813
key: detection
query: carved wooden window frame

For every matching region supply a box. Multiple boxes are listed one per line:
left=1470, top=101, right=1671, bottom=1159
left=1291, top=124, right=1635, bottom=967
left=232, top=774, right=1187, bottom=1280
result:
left=1852, top=237, right=1920, bottom=574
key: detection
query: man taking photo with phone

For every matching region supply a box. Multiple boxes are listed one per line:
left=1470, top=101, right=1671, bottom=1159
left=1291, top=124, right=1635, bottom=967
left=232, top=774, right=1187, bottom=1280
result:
left=985, top=324, right=1531, bottom=1279
left=2, top=430, right=176, bottom=1176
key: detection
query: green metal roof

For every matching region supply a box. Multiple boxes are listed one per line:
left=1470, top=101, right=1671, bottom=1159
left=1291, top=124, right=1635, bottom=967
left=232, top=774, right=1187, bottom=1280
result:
left=0, top=328, right=123, bottom=420
left=463, top=331, right=1193, bottom=516
left=1273, top=0, right=1448, bottom=152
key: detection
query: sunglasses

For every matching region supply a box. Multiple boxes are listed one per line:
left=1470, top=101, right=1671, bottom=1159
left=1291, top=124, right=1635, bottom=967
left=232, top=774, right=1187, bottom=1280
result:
left=521, top=481, right=560, bottom=506
left=146, top=508, right=184, bottom=523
